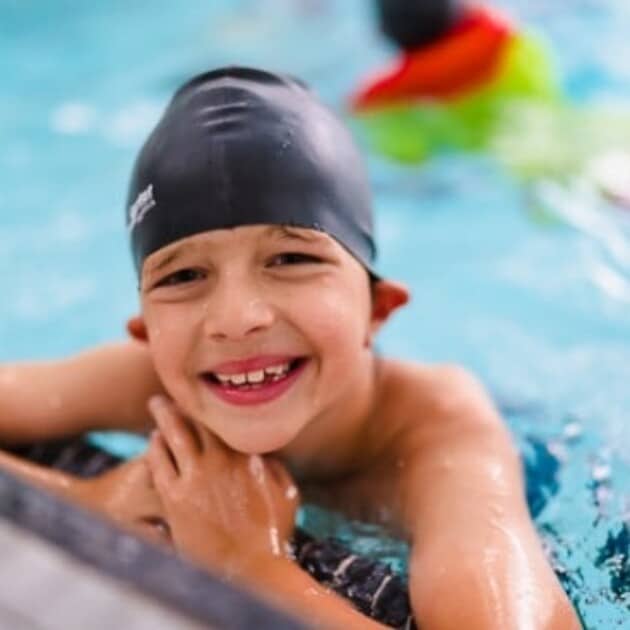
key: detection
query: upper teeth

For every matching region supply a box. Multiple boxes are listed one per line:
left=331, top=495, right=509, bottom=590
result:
left=215, top=362, right=291, bottom=386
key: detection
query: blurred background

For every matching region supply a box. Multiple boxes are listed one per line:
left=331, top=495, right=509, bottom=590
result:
left=1, top=0, right=629, bottom=626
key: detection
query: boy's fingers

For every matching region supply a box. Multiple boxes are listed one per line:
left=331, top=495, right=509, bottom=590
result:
left=148, top=395, right=200, bottom=465
left=147, top=431, right=178, bottom=487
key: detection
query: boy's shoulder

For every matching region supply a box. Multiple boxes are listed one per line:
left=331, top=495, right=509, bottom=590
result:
left=323, top=359, right=507, bottom=522
left=371, top=358, right=503, bottom=444
left=377, top=357, right=487, bottom=407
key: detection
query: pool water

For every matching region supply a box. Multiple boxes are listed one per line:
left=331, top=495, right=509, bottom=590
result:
left=1, top=0, right=628, bottom=626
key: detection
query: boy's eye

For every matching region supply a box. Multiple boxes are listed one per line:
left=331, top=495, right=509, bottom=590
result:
left=268, top=252, right=323, bottom=267
left=154, top=268, right=205, bottom=288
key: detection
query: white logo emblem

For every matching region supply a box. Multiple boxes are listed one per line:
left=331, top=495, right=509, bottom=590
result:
left=128, top=184, right=156, bottom=231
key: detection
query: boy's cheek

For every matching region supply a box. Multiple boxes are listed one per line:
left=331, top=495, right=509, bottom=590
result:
left=312, top=293, right=370, bottom=347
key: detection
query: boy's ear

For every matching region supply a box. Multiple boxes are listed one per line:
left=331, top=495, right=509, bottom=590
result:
left=368, top=280, right=410, bottom=341
left=126, top=315, right=149, bottom=343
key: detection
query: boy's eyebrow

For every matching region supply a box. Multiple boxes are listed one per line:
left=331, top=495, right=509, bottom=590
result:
left=265, top=225, right=325, bottom=243
left=145, top=245, right=187, bottom=275
left=145, top=225, right=327, bottom=277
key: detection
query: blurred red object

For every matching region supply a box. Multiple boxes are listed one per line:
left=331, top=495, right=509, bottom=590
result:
left=350, top=5, right=514, bottom=111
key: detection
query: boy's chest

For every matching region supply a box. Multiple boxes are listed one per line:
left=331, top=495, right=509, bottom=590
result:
left=299, top=454, right=408, bottom=537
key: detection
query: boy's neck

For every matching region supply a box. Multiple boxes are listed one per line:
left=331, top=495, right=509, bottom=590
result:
left=277, top=354, right=382, bottom=482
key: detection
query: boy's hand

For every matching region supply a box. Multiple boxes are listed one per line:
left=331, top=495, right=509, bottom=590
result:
left=146, top=395, right=300, bottom=576
left=0, top=449, right=171, bottom=546
left=86, top=458, right=171, bottom=546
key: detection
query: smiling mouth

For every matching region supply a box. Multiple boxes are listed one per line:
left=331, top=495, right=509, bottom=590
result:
left=201, top=358, right=308, bottom=391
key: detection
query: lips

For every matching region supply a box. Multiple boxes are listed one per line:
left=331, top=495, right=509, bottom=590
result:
left=200, top=357, right=309, bottom=406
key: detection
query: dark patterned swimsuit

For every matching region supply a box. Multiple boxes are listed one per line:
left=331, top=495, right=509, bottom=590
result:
left=11, top=436, right=416, bottom=629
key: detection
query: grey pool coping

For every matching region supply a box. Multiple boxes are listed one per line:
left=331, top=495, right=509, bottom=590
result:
left=0, top=469, right=309, bottom=630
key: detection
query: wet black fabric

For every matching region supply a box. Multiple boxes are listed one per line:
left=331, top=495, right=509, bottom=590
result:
left=15, top=437, right=415, bottom=628
left=10, top=436, right=122, bottom=478
left=374, top=0, right=463, bottom=50
left=294, top=529, right=416, bottom=629
left=127, top=67, right=377, bottom=277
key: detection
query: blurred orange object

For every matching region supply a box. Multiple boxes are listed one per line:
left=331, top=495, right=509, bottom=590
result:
left=351, top=6, right=514, bottom=110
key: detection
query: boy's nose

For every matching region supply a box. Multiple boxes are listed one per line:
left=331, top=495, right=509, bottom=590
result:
left=202, top=276, right=275, bottom=341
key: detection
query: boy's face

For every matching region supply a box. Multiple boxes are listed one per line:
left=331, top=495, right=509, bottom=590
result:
left=134, top=224, right=406, bottom=455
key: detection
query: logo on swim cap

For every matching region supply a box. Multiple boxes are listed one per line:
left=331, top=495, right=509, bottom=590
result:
left=128, top=184, right=156, bottom=232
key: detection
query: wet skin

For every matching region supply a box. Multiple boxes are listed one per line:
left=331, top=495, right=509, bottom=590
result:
left=0, top=448, right=170, bottom=546
left=0, top=224, right=580, bottom=628
left=146, top=395, right=300, bottom=574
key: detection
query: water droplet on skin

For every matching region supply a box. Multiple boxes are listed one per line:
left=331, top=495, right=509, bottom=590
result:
left=490, top=503, right=506, bottom=519
left=248, top=454, right=265, bottom=483
left=269, top=526, right=281, bottom=556
left=248, top=455, right=282, bottom=556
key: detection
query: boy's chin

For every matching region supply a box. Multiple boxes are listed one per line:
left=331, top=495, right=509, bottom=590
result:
left=219, top=425, right=300, bottom=456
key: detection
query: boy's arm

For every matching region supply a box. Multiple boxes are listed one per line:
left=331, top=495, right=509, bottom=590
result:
left=397, top=366, right=581, bottom=630
left=0, top=341, right=163, bottom=444
left=237, top=555, right=390, bottom=629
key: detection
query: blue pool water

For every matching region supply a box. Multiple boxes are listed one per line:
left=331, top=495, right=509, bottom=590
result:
left=1, top=0, right=629, bottom=626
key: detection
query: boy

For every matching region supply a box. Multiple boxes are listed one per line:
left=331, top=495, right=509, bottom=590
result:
left=0, top=67, right=579, bottom=629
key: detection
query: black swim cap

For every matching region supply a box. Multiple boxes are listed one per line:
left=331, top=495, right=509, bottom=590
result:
left=374, top=0, right=463, bottom=50
left=126, top=67, right=377, bottom=277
